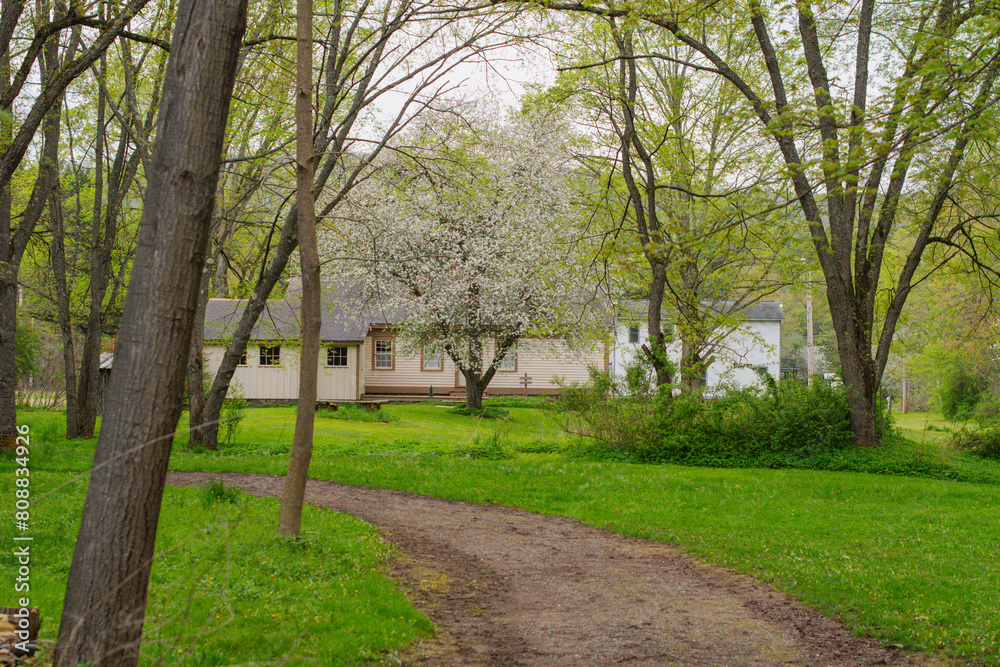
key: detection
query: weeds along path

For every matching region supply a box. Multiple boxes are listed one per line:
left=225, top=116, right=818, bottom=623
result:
left=166, top=472, right=939, bottom=667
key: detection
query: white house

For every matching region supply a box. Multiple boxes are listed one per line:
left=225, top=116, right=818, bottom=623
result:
left=610, top=300, right=783, bottom=390
left=203, top=286, right=607, bottom=402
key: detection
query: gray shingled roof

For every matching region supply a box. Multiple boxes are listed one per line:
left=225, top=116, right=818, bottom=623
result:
left=204, top=278, right=414, bottom=343
left=618, top=299, right=784, bottom=322
left=204, top=295, right=371, bottom=343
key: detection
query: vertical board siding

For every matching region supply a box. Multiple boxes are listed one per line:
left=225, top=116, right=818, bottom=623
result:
left=362, top=335, right=602, bottom=394
left=364, top=337, right=458, bottom=394
left=204, top=344, right=359, bottom=400
left=484, top=339, right=604, bottom=392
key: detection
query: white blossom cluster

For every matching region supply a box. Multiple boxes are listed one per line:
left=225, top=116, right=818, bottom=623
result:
left=332, top=110, right=592, bottom=381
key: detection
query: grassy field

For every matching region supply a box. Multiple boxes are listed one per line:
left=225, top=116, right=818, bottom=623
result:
left=894, top=412, right=956, bottom=444
left=9, top=404, right=1000, bottom=665
left=1, top=419, right=432, bottom=666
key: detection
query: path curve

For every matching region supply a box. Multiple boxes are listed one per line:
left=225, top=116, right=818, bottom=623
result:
left=167, top=471, right=939, bottom=667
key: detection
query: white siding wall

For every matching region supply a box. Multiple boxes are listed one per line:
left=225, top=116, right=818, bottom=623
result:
left=362, top=334, right=605, bottom=395
left=363, top=333, right=459, bottom=395
left=480, top=339, right=605, bottom=393
left=204, top=343, right=360, bottom=401
left=611, top=319, right=781, bottom=390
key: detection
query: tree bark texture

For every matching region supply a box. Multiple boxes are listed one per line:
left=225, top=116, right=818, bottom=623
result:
left=49, top=190, right=80, bottom=437
left=186, top=254, right=213, bottom=446
left=0, top=0, right=149, bottom=442
left=77, top=56, right=148, bottom=437
left=0, top=2, right=10, bottom=449
left=0, top=0, right=67, bottom=446
left=53, top=1, right=248, bottom=664
left=278, top=0, right=319, bottom=537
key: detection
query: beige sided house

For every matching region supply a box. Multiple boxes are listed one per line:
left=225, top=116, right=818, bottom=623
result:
left=204, top=295, right=606, bottom=402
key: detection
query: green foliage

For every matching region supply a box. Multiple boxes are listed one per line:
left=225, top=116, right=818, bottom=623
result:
left=973, top=392, right=1000, bottom=426
left=200, top=477, right=243, bottom=507
left=483, top=396, right=557, bottom=409
left=561, top=370, right=855, bottom=467
left=15, top=322, right=42, bottom=383
left=449, top=405, right=510, bottom=420
left=557, top=367, right=663, bottom=450
left=940, top=365, right=985, bottom=420
left=952, top=426, right=1000, bottom=460
left=318, top=403, right=400, bottom=423
left=220, top=390, right=247, bottom=447
left=944, top=389, right=1000, bottom=460
left=454, top=431, right=514, bottom=460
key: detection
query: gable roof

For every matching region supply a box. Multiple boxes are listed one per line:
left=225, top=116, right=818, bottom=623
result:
left=204, top=278, right=415, bottom=344
left=617, top=299, right=784, bottom=322
left=205, top=296, right=370, bottom=344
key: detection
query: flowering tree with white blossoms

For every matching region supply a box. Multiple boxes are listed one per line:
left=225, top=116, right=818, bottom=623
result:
left=346, top=112, right=593, bottom=409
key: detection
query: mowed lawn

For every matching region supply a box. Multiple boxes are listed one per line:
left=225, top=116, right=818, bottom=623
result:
left=10, top=404, right=1000, bottom=665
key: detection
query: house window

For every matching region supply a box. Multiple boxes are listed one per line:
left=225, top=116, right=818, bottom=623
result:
left=374, top=339, right=393, bottom=370
left=628, top=326, right=640, bottom=344
left=327, top=346, right=348, bottom=367
left=497, top=345, right=516, bottom=372
left=237, top=350, right=247, bottom=366
left=422, top=344, right=443, bottom=371
left=259, top=345, right=281, bottom=366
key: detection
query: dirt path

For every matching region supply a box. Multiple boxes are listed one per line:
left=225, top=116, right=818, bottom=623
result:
left=167, top=472, right=940, bottom=666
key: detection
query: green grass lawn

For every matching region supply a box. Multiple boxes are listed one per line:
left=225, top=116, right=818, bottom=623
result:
left=2, top=415, right=432, bottom=666
left=10, top=404, right=1000, bottom=665
left=894, top=411, right=956, bottom=444
left=189, top=401, right=567, bottom=455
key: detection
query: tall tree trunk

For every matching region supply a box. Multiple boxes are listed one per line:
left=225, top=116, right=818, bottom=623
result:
left=75, top=45, right=106, bottom=438
left=832, top=299, right=880, bottom=446
left=199, top=206, right=298, bottom=450
left=279, top=0, right=318, bottom=537
left=0, top=0, right=66, bottom=446
left=186, top=253, right=212, bottom=445
left=464, top=373, right=484, bottom=410
left=77, top=58, right=145, bottom=437
left=645, top=263, right=673, bottom=388
left=53, top=1, right=248, bottom=663
left=0, top=7, right=13, bottom=449
left=43, top=0, right=79, bottom=436
left=49, top=190, right=80, bottom=436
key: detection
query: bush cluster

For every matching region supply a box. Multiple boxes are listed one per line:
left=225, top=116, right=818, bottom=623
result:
left=953, top=425, right=1000, bottom=460
left=939, top=366, right=991, bottom=420
left=318, top=403, right=399, bottom=423
left=449, top=405, right=510, bottom=420
left=560, top=369, right=856, bottom=467
left=946, top=390, right=1000, bottom=461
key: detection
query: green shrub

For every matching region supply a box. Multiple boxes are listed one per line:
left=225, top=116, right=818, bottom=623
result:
left=318, top=403, right=399, bottom=423
left=454, top=432, right=514, bottom=459
left=449, top=405, right=510, bottom=420
left=940, top=367, right=985, bottom=420
left=972, top=391, right=1000, bottom=427
left=220, top=391, right=247, bottom=446
left=514, top=441, right=564, bottom=454
left=560, top=371, right=855, bottom=467
left=952, top=425, right=1000, bottom=460
left=201, top=477, right=243, bottom=507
